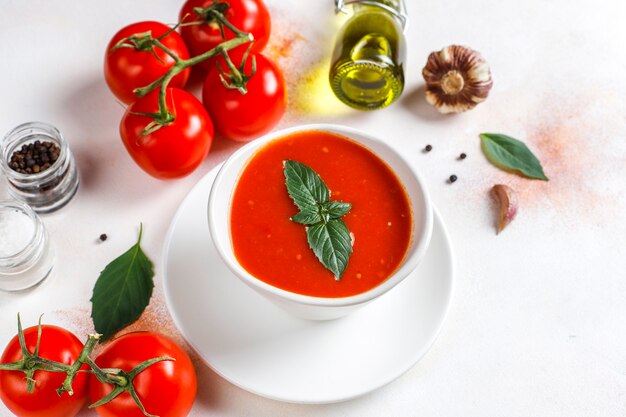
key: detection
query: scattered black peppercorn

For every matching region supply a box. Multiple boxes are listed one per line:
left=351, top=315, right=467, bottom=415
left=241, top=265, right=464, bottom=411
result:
left=424, top=144, right=433, bottom=152
left=9, top=141, right=60, bottom=175
left=459, top=153, right=467, bottom=160
left=99, top=234, right=108, bottom=242
left=449, top=175, right=458, bottom=183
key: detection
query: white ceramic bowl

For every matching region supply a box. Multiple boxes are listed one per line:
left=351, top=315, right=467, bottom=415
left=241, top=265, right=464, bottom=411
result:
left=208, top=124, right=433, bottom=320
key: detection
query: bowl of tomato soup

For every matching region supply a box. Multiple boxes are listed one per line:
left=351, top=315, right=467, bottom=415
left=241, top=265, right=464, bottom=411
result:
left=208, top=124, right=433, bottom=320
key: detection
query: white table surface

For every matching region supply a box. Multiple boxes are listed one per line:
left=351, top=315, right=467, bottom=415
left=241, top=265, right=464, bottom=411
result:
left=1, top=0, right=625, bottom=416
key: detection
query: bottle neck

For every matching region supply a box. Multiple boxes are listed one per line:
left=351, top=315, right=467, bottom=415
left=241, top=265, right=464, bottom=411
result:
left=336, top=0, right=407, bottom=29
left=369, top=0, right=403, bottom=11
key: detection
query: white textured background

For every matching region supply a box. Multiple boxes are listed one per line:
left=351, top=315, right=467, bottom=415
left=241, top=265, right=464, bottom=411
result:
left=1, top=0, right=625, bottom=416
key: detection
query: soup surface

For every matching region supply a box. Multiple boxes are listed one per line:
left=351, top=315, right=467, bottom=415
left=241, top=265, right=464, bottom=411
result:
left=230, top=130, right=412, bottom=298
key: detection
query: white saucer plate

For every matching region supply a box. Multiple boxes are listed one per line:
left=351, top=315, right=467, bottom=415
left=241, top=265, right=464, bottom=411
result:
left=163, top=164, right=454, bottom=404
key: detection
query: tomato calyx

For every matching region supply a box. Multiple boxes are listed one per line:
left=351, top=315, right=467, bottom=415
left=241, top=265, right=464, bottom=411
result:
left=88, top=356, right=174, bottom=417
left=109, top=31, right=169, bottom=65
left=0, top=315, right=73, bottom=394
left=191, top=2, right=231, bottom=24
left=128, top=109, right=177, bottom=140
left=179, top=1, right=232, bottom=38
left=111, top=30, right=155, bottom=53
left=186, top=2, right=232, bottom=42
left=216, top=44, right=257, bottom=94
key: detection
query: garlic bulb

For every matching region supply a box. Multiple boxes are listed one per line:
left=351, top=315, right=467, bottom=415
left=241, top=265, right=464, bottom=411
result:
left=422, top=45, right=493, bottom=113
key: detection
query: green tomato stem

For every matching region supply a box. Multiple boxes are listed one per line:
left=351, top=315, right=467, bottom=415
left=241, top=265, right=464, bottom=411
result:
left=33, top=357, right=72, bottom=372
left=83, top=357, right=127, bottom=387
left=0, top=361, right=26, bottom=371
left=133, top=32, right=253, bottom=100
left=208, top=4, right=250, bottom=38
left=57, top=333, right=101, bottom=396
left=151, top=39, right=182, bottom=64
left=129, top=9, right=253, bottom=132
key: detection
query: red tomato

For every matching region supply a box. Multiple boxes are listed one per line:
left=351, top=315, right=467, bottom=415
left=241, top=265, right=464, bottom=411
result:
left=0, top=325, right=88, bottom=417
left=89, top=332, right=197, bottom=417
left=202, top=52, right=286, bottom=142
left=120, top=88, right=214, bottom=179
left=105, top=21, right=191, bottom=104
left=179, top=0, right=271, bottom=72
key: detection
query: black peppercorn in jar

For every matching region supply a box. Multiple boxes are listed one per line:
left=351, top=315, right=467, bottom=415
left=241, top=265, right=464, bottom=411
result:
left=0, top=122, right=79, bottom=213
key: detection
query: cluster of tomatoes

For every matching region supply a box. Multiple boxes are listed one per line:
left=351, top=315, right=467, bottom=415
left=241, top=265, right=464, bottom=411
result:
left=104, top=0, right=286, bottom=179
left=0, top=325, right=196, bottom=417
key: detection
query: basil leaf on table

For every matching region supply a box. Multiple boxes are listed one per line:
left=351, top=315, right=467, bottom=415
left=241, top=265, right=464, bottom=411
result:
left=284, top=160, right=353, bottom=280
left=91, top=224, right=154, bottom=342
left=480, top=133, right=549, bottom=181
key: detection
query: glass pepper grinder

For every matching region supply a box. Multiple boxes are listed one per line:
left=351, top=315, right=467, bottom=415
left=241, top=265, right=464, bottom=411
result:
left=329, top=0, right=408, bottom=110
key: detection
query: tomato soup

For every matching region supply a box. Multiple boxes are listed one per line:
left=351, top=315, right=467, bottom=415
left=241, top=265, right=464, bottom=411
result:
left=230, top=130, right=412, bottom=298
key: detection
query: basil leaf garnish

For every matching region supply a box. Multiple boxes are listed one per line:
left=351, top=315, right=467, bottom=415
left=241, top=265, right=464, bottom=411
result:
left=284, top=160, right=329, bottom=211
left=306, top=219, right=353, bottom=280
left=291, top=209, right=323, bottom=225
left=480, top=133, right=549, bottom=181
left=284, top=160, right=353, bottom=280
left=323, top=201, right=352, bottom=220
left=91, top=224, right=154, bottom=341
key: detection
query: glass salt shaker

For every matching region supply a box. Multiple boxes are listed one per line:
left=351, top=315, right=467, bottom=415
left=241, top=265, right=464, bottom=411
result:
left=0, top=200, right=54, bottom=291
left=0, top=122, right=79, bottom=214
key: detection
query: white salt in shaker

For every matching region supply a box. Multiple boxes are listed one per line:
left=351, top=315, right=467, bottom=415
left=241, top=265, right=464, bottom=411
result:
left=0, top=200, right=54, bottom=291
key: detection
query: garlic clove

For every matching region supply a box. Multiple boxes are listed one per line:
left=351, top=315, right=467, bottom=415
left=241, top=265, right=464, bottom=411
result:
left=422, top=45, right=493, bottom=114
left=491, top=184, right=518, bottom=234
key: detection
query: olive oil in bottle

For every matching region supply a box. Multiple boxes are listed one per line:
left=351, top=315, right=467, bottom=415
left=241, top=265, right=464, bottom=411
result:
left=329, top=0, right=407, bottom=110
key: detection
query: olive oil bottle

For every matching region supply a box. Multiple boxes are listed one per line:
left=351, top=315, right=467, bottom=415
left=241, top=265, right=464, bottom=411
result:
left=329, top=0, right=407, bottom=110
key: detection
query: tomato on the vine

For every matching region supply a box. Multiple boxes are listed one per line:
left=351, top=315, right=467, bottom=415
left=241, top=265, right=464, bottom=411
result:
left=89, top=332, right=197, bottom=417
left=105, top=21, right=191, bottom=104
left=0, top=325, right=88, bottom=417
left=120, top=88, right=214, bottom=179
left=202, top=51, right=286, bottom=142
left=179, top=0, right=271, bottom=72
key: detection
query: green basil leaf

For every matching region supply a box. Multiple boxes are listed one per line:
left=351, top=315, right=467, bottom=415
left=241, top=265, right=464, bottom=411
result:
left=291, top=209, right=322, bottom=225
left=91, top=225, right=154, bottom=342
left=284, top=160, right=329, bottom=211
left=323, top=201, right=352, bottom=220
left=480, top=133, right=549, bottom=180
left=284, top=160, right=354, bottom=280
left=306, top=219, right=353, bottom=280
